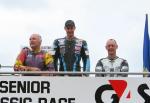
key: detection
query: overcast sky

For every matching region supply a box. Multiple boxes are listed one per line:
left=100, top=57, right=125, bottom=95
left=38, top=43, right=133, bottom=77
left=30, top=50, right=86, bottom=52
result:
left=0, top=0, right=150, bottom=75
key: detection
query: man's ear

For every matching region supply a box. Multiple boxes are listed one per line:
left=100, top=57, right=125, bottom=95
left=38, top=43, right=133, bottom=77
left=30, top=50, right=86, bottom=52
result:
left=105, top=45, right=107, bottom=50
left=116, top=44, right=118, bottom=49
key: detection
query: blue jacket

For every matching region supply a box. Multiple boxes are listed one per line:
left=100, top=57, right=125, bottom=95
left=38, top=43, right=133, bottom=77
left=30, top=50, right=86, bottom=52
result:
left=53, top=37, right=90, bottom=73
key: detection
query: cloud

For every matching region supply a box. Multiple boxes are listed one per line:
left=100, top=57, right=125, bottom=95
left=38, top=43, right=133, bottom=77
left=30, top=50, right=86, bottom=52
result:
left=0, top=0, right=49, bottom=11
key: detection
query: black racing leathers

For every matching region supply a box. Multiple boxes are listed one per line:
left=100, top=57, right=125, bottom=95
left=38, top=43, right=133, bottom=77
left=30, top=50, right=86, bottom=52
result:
left=52, top=37, right=90, bottom=76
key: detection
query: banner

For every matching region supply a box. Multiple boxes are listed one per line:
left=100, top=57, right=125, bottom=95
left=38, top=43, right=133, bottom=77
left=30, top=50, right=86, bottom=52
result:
left=0, top=76, right=150, bottom=103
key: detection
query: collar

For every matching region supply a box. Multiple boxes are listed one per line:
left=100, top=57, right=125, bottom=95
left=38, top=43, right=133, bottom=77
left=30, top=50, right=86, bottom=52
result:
left=29, top=47, right=41, bottom=53
left=107, top=56, right=118, bottom=60
left=65, top=36, right=76, bottom=41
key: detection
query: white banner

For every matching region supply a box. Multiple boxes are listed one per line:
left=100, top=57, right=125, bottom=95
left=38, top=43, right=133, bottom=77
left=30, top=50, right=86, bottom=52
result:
left=0, top=76, right=150, bottom=103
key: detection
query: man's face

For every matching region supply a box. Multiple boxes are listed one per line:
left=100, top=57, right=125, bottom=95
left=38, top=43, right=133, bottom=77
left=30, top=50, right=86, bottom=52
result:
left=105, top=40, right=118, bottom=56
left=65, top=26, right=75, bottom=37
left=29, top=34, right=41, bottom=49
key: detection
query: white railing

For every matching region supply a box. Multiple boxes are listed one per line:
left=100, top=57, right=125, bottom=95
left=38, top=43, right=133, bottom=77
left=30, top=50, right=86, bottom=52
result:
left=0, top=65, right=149, bottom=75
left=0, top=71, right=149, bottom=75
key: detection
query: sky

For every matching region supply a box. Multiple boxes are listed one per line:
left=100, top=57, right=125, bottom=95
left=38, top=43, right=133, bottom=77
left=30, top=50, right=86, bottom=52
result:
left=0, top=0, right=150, bottom=76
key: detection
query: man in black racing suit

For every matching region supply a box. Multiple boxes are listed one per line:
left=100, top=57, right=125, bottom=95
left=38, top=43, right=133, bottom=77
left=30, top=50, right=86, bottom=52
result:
left=53, top=20, right=90, bottom=76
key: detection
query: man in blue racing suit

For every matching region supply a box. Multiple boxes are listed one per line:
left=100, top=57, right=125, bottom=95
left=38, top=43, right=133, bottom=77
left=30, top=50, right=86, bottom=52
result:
left=53, top=20, right=90, bottom=76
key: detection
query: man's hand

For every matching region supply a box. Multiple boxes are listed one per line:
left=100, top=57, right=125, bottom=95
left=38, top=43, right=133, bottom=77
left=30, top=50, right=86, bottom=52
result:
left=25, top=66, right=40, bottom=71
left=16, top=66, right=40, bottom=71
left=15, top=66, right=27, bottom=71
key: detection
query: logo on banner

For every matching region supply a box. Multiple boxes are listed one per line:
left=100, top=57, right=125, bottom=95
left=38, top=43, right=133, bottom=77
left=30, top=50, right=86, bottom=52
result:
left=95, top=80, right=131, bottom=103
left=138, top=83, right=150, bottom=103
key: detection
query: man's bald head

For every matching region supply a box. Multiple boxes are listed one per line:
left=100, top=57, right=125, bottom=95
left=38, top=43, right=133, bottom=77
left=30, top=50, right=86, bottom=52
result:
left=106, top=39, right=117, bottom=46
left=105, top=39, right=118, bottom=58
left=29, top=33, right=42, bottom=50
left=30, top=33, right=42, bottom=42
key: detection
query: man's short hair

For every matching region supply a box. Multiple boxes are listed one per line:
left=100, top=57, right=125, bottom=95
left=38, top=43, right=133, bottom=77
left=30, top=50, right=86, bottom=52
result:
left=65, top=20, right=75, bottom=27
left=106, top=39, right=117, bottom=45
left=30, top=34, right=42, bottom=42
